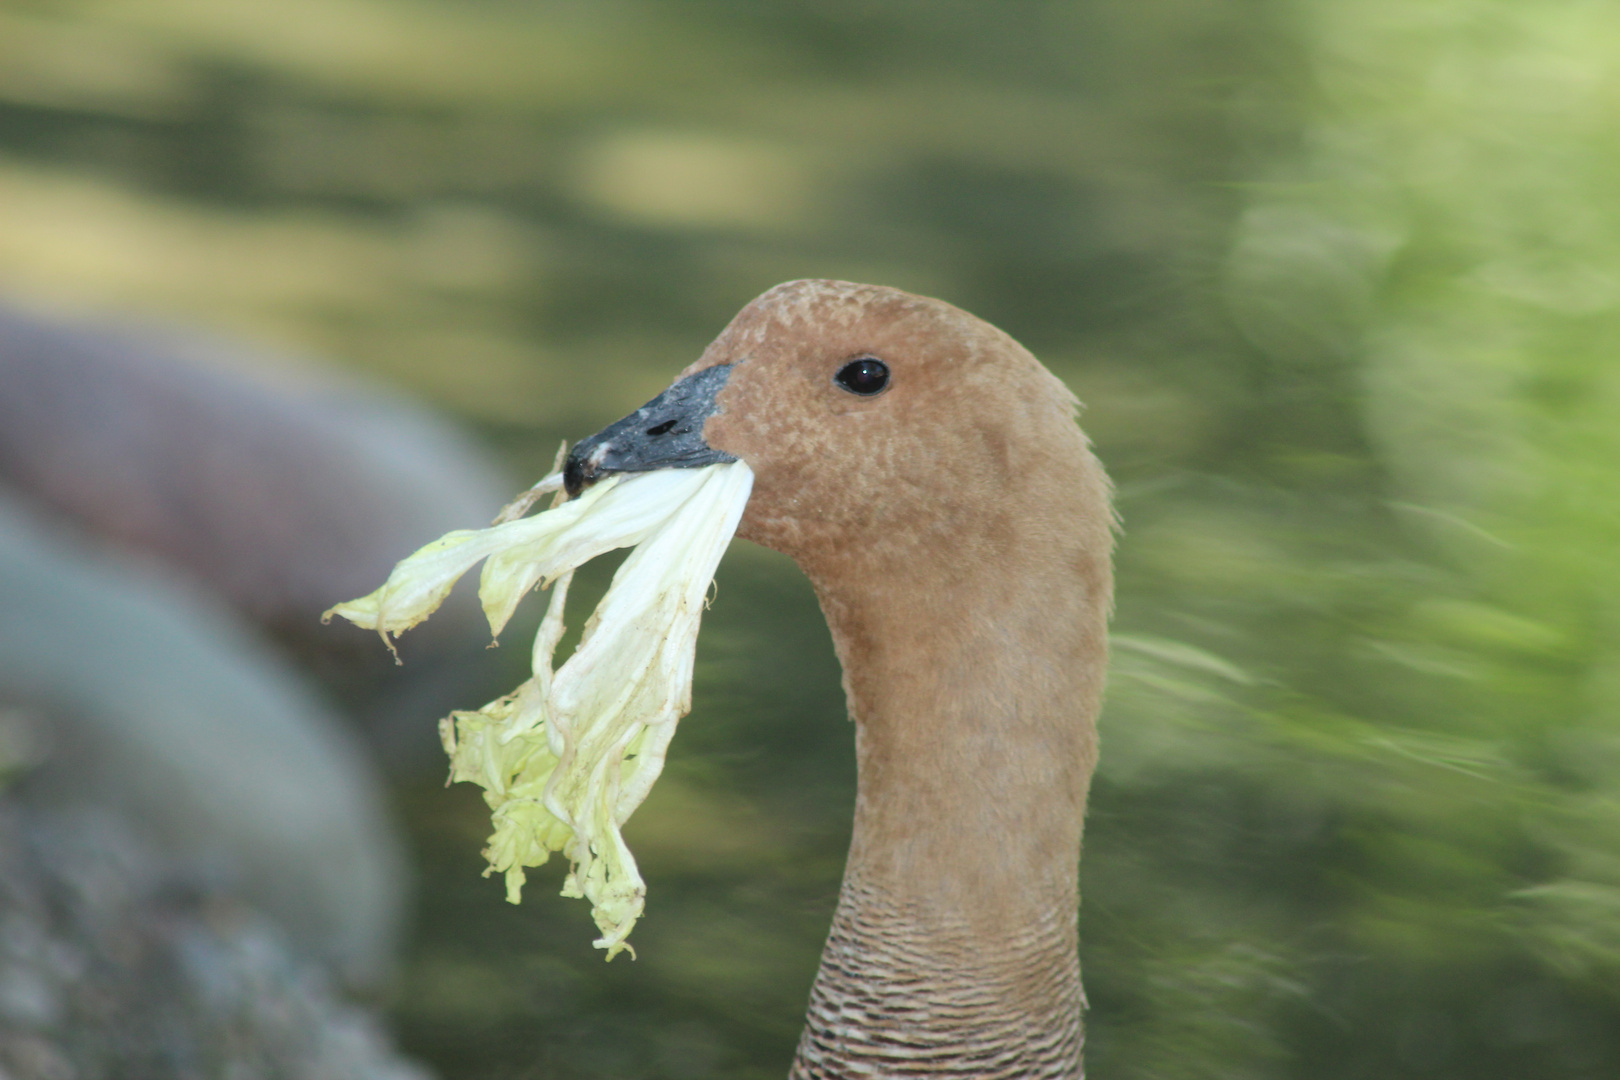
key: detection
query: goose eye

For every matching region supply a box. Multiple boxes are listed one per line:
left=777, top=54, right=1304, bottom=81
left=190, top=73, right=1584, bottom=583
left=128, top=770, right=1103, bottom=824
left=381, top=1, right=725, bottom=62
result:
left=835, top=357, right=890, bottom=396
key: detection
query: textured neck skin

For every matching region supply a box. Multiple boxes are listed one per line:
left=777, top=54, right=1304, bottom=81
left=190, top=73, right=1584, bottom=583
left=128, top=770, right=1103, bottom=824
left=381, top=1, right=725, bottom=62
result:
left=794, top=881, right=1081, bottom=1080
left=693, top=280, right=1114, bottom=1080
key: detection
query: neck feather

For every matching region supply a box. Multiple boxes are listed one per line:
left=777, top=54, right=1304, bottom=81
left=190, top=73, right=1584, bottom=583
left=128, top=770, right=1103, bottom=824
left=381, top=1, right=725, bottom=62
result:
left=790, top=509, right=1109, bottom=1080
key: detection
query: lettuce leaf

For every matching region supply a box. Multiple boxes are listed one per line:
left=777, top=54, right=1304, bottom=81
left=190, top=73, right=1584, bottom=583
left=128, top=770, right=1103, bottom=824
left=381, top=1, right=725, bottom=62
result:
left=324, top=461, right=754, bottom=957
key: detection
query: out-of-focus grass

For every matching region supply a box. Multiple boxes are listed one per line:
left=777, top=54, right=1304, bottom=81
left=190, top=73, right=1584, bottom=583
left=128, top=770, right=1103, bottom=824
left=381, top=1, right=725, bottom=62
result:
left=3, top=1, right=1619, bottom=1078
left=1081, top=3, right=1620, bottom=1077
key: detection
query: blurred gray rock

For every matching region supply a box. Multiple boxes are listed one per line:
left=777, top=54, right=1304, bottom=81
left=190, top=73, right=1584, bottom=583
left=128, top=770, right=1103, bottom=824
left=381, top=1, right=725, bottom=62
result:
left=0, top=492, right=404, bottom=992
left=0, top=298, right=518, bottom=770
left=0, top=799, right=430, bottom=1080
left=0, top=299, right=510, bottom=626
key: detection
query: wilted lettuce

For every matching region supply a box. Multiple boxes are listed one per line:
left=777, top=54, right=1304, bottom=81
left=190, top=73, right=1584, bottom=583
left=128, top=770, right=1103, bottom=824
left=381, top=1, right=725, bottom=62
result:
left=326, top=461, right=754, bottom=958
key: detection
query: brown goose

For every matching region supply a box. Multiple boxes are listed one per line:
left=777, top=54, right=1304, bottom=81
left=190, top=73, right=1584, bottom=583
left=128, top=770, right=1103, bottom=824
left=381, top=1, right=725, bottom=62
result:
left=565, top=279, right=1114, bottom=1079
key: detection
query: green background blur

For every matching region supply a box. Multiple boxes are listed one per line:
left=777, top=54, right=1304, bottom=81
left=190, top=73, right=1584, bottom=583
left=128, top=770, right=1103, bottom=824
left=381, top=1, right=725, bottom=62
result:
left=3, top=1, right=1619, bottom=1077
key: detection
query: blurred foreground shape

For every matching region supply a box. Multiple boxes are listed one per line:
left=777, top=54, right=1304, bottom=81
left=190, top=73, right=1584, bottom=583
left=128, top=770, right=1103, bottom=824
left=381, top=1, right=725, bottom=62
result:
left=0, top=798, right=430, bottom=1080
left=0, top=298, right=517, bottom=769
left=0, top=488, right=429, bottom=1076
left=0, top=490, right=403, bottom=988
left=0, top=300, right=533, bottom=1076
left=0, top=299, right=509, bottom=626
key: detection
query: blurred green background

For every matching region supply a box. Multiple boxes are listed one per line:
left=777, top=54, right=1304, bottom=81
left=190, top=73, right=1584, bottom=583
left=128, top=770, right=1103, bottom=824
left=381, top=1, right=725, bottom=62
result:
left=3, top=1, right=1618, bottom=1077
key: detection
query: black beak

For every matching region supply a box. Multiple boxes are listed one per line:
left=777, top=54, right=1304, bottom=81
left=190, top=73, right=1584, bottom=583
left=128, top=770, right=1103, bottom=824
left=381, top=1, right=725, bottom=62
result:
left=564, top=363, right=738, bottom=497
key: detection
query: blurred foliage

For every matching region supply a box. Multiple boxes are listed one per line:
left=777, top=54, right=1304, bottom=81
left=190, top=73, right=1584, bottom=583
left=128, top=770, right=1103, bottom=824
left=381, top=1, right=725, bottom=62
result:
left=2, top=1, right=1618, bottom=1079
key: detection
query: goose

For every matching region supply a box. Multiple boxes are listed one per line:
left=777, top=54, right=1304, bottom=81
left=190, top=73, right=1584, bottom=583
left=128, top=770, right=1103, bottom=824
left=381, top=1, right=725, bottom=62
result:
left=565, top=279, right=1114, bottom=1079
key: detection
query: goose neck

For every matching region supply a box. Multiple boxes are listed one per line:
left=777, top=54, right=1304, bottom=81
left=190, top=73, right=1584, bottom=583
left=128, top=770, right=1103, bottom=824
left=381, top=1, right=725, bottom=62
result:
left=790, top=545, right=1104, bottom=1079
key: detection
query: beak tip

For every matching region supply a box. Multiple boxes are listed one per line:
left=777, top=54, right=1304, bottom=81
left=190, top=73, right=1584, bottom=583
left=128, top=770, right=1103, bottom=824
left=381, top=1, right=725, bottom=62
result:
left=562, top=450, right=589, bottom=498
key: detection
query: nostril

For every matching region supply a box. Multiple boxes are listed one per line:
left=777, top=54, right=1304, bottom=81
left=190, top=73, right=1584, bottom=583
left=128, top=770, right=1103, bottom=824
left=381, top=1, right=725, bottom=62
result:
left=646, top=420, right=677, bottom=437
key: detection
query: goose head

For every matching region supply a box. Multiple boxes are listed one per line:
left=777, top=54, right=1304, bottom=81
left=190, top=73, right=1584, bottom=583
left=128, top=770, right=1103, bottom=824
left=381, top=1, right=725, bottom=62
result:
left=566, top=279, right=1111, bottom=603
left=565, top=278, right=1112, bottom=1078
